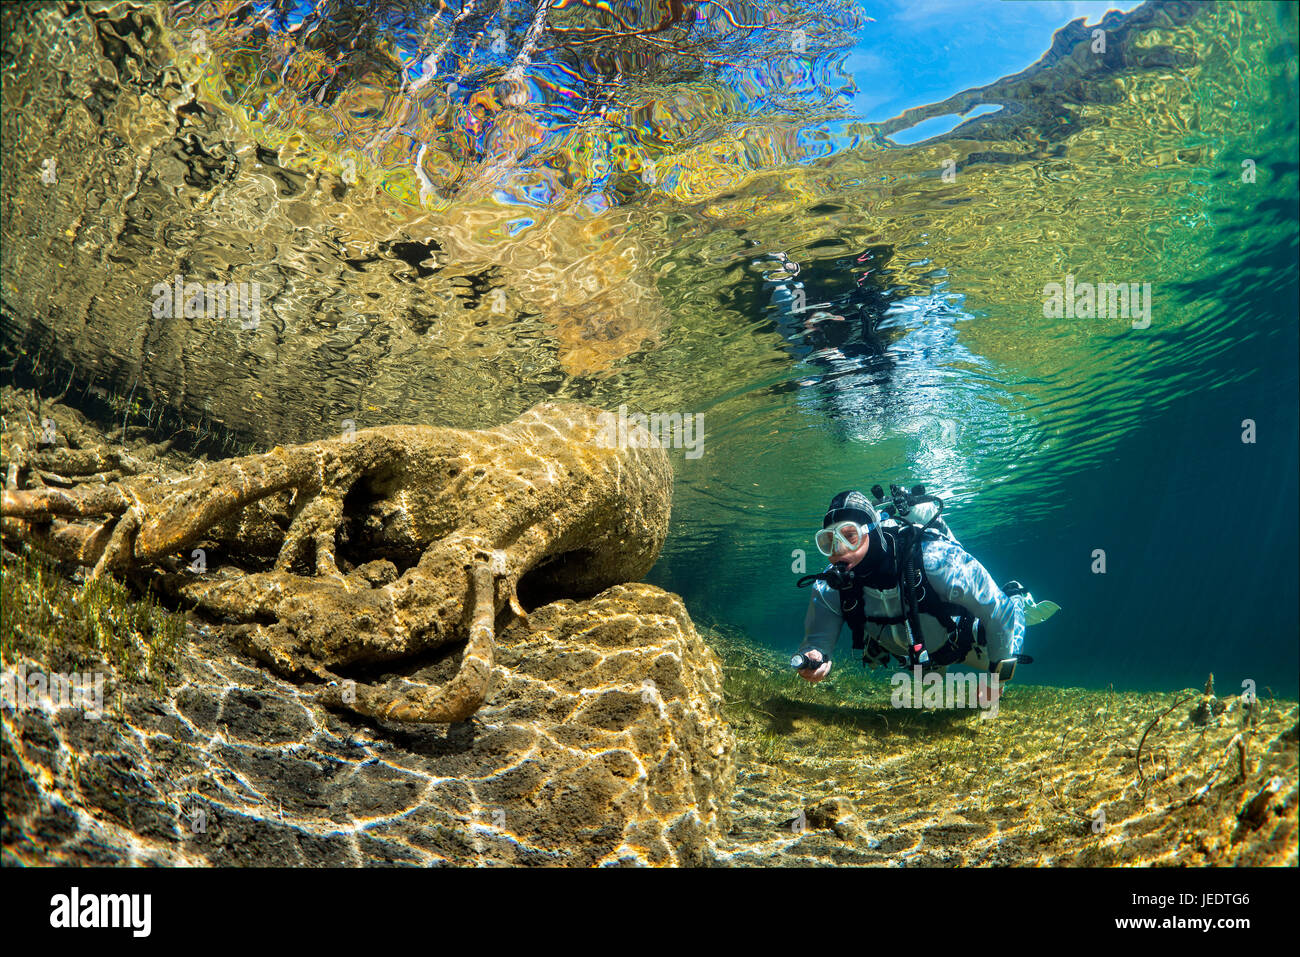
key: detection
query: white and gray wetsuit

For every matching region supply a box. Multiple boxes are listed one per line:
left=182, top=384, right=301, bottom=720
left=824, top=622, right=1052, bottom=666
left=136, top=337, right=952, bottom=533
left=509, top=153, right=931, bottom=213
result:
left=797, top=527, right=1027, bottom=670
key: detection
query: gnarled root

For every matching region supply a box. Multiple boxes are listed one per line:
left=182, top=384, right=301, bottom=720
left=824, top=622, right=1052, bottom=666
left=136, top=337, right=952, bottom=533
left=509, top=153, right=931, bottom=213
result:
left=316, top=562, right=497, bottom=723
left=1, top=515, right=114, bottom=566
left=3, top=401, right=672, bottom=728
left=2, top=483, right=133, bottom=518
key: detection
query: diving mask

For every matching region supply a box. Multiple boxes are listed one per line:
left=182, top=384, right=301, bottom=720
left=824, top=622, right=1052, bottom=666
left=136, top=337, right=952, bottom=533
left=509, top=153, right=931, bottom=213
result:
left=815, top=520, right=876, bottom=557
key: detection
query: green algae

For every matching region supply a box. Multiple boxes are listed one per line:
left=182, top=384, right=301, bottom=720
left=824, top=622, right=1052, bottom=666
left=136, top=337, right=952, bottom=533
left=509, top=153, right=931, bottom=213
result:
left=700, top=621, right=1299, bottom=866
left=1, top=546, right=187, bottom=702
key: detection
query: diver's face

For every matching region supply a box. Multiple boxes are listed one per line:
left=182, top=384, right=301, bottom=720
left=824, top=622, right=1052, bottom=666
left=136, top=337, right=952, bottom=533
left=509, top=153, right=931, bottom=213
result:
left=833, top=529, right=871, bottom=567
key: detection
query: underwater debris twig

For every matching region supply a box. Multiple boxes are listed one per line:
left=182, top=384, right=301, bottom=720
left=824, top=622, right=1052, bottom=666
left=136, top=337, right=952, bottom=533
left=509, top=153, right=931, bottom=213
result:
left=1036, top=769, right=1086, bottom=822
left=1184, top=732, right=1250, bottom=806
left=1138, top=696, right=1196, bottom=785
left=1263, top=686, right=1277, bottom=725
left=52, top=365, right=75, bottom=403
left=21, top=395, right=36, bottom=437
left=1136, top=693, right=1194, bottom=787
left=120, top=378, right=137, bottom=443
left=1058, top=725, right=1087, bottom=758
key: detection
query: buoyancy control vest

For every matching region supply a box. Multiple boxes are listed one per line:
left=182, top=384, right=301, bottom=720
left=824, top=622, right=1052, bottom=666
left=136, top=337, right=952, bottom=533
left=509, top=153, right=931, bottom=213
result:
left=858, top=523, right=980, bottom=667
left=798, top=522, right=982, bottom=670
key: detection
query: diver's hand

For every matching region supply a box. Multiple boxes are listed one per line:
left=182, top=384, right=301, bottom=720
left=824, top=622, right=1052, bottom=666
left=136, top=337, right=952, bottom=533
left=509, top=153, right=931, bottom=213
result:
left=796, top=649, right=831, bottom=683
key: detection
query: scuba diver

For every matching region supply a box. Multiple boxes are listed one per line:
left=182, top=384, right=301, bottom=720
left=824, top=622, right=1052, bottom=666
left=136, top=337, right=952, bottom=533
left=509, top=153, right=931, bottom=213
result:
left=757, top=249, right=896, bottom=368
left=792, top=487, right=1058, bottom=702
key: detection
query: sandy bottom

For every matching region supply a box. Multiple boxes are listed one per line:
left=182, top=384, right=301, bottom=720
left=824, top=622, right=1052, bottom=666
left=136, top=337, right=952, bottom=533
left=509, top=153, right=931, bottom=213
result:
left=704, top=626, right=1298, bottom=866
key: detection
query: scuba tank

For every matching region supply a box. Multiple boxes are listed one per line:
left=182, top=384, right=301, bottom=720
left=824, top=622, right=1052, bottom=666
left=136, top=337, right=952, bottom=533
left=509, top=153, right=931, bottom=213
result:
left=872, top=483, right=958, bottom=543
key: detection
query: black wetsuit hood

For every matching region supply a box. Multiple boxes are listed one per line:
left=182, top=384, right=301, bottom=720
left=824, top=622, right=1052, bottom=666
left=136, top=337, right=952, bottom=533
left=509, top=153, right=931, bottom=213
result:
left=851, top=523, right=898, bottom=590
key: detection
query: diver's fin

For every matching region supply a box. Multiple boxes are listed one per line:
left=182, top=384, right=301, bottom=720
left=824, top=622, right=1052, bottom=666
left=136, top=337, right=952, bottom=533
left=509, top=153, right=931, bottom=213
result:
left=1024, top=596, right=1060, bottom=626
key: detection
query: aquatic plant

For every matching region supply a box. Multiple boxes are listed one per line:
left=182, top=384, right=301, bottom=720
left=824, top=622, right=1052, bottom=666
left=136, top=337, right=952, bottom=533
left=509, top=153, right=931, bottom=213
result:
left=0, top=546, right=186, bottom=699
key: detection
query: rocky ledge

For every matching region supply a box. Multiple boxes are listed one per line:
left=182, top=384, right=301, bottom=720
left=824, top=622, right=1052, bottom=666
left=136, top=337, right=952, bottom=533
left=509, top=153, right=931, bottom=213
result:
left=3, top=581, right=735, bottom=866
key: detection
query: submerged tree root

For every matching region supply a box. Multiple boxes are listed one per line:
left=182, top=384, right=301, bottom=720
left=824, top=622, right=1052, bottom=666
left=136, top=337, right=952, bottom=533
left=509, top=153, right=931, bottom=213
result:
left=2, top=398, right=672, bottom=723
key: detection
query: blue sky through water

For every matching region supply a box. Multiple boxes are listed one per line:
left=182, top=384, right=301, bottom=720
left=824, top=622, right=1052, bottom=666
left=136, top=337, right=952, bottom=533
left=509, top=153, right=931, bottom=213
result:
left=848, top=0, right=1145, bottom=141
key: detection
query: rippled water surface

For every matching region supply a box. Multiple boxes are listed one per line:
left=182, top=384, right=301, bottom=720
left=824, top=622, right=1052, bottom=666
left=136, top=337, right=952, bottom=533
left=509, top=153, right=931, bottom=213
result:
left=3, top=1, right=1297, bottom=692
